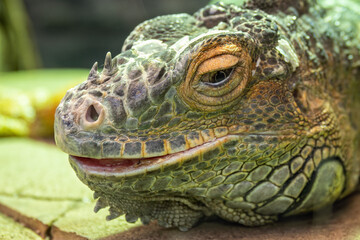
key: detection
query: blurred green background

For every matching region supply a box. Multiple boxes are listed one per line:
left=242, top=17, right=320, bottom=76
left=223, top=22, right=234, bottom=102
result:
left=1, top=0, right=209, bottom=70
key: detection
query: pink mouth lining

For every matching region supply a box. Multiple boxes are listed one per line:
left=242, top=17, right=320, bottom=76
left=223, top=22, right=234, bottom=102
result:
left=71, top=155, right=167, bottom=173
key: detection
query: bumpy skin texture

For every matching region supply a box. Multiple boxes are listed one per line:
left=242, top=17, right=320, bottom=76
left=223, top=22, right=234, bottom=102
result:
left=55, top=0, right=360, bottom=231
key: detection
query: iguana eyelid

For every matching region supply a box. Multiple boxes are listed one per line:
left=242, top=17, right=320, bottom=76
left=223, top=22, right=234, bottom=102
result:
left=196, top=54, right=239, bottom=76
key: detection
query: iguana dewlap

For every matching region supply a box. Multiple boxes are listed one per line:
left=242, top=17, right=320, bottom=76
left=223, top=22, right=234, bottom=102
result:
left=54, top=0, right=360, bottom=231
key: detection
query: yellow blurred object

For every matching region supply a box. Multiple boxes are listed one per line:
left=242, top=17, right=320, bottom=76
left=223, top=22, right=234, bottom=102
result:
left=30, top=89, right=69, bottom=137
left=0, top=87, right=34, bottom=136
left=0, top=69, right=88, bottom=137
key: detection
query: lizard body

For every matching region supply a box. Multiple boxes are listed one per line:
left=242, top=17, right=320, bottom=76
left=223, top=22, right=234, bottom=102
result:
left=55, top=0, right=360, bottom=231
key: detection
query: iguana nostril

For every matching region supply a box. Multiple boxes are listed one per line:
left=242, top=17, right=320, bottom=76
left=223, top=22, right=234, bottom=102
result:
left=81, top=101, right=105, bottom=129
left=86, top=104, right=100, bottom=123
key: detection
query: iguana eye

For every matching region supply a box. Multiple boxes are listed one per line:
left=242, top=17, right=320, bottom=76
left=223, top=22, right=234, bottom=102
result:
left=194, top=54, right=239, bottom=90
left=180, top=42, right=254, bottom=112
left=201, top=67, right=235, bottom=87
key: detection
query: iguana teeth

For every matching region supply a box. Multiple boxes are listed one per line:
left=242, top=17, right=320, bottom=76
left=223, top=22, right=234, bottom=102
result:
left=125, top=213, right=138, bottom=223
left=87, top=62, right=99, bottom=80
left=94, top=197, right=108, bottom=213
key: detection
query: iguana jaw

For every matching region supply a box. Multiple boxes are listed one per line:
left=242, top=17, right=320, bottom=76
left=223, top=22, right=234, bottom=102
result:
left=69, top=131, right=296, bottom=178
left=70, top=135, right=232, bottom=177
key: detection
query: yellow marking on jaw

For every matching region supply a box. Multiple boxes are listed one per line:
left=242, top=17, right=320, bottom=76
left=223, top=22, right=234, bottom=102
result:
left=214, top=127, right=229, bottom=138
left=120, top=140, right=125, bottom=157
left=229, top=125, right=250, bottom=134
left=165, top=139, right=176, bottom=154
left=141, top=141, right=145, bottom=158
left=186, top=132, right=204, bottom=148
left=200, top=129, right=215, bottom=142
left=184, top=136, right=190, bottom=150
left=198, top=132, right=204, bottom=145
left=163, top=139, right=170, bottom=155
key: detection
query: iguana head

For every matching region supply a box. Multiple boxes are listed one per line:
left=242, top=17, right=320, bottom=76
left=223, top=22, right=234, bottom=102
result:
left=55, top=3, right=349, bottom=231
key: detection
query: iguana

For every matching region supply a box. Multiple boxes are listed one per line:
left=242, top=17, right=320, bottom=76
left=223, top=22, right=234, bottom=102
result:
left=54, top=0, right=360, bottom=231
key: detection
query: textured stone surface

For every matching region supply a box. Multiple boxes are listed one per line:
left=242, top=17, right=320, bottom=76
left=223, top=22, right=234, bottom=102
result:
left=0, top=138, right=91, bottom=199
left=51, top=202, right=142, bottom=240
left=0, top=196, right=75, bottom=238
left=0, top=138, right=141, bottom=239
left=0, top=213, right=42, bottom=240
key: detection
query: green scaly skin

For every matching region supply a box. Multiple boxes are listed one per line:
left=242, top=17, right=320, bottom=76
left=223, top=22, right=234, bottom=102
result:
left=54, top=0, right=360, bottom=231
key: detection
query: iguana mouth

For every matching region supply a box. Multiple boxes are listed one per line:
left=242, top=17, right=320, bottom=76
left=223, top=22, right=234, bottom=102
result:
left=70, top=131, right=296, bottom=177
left=70, top=136, right=230, bottom=176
